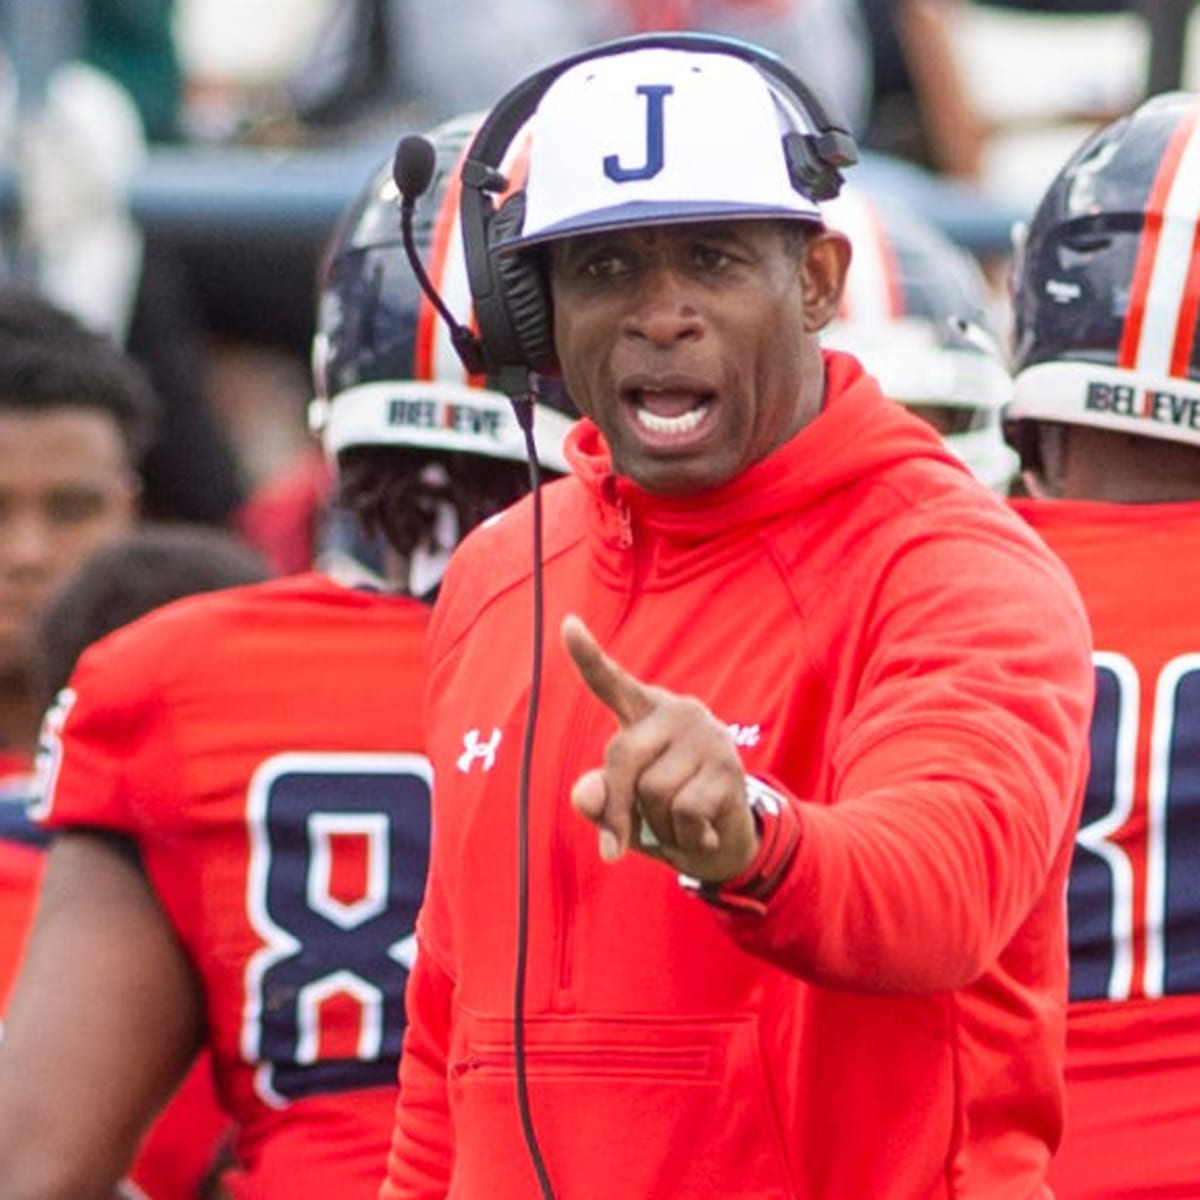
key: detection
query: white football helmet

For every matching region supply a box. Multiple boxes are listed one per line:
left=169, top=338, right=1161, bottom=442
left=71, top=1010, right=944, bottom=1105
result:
left=822, top=184, right=1017, bottom=492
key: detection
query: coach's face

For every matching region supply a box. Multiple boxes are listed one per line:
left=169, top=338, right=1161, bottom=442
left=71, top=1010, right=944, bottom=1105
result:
left=548, top=218, right=849, bottom=495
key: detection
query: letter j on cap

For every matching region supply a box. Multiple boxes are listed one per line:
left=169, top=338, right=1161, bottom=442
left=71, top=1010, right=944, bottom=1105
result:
left=604, top=85, right=674, bottom=183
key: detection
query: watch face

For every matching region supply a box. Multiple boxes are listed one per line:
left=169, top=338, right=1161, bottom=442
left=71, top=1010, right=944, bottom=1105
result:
left=745, top=777, right=785, bottom=816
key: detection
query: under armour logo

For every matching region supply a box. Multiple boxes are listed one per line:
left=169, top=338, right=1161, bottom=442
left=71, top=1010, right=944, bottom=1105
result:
left=604, top=84, right=674, bottom=182
left=457, top=728, right=502, bottom=773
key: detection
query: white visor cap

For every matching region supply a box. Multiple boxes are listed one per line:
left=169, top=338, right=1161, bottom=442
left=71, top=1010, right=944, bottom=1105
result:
left=498, top=47, right=825, bottom=250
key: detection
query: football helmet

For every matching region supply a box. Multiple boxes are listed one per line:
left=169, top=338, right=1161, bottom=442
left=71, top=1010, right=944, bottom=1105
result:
left=1007, top=91, right=1200, bottom=457
left=821, top=185, right=1017, bottom=492
left=311, top=111, right=576, bottom=471
left=311, top=112, right=577, bottom=593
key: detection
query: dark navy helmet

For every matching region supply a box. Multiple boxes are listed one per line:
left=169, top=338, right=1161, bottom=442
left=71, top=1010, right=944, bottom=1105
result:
left=1006, top=91, right=1200, bottom=455
left=311, top=112, right=577, bottom=471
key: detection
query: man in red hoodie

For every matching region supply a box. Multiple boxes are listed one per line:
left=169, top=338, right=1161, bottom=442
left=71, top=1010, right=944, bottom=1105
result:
left=383, top=33, right=1095, bottom=1200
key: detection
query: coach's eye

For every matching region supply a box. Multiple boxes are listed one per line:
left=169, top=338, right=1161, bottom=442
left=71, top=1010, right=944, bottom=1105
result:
left=582, top=251, right=631, bottom=280
left=691, top=244, right=732, bottom=272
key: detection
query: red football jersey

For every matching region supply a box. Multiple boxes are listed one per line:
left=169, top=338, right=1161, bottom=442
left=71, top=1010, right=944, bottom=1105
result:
left=34, top=573, right=432, bottom=1198
left=1013, top=498, right=1200, bottom=1198
left=124, top=1052, right=233, bottom=1200
left=1, top=754, right=46, bottom=1014
left=0, top=839, right=42, bottom=1014
left=4, top=756, right=228, bottom=1200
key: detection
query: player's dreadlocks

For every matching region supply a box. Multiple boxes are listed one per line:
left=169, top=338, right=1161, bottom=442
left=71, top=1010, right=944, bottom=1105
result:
left=337, top=446, right=532, bottom=568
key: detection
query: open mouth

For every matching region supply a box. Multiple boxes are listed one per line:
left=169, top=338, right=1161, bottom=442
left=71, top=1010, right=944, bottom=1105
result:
left=627, top=386, right=715, bottom=438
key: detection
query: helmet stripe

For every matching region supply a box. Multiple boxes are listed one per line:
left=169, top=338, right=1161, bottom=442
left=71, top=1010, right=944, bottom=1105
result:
left=1171, top=203, right=1200, bottom=377
left=826, top=189, right=901, bottom=321
left=1119, top=100, right=1200, bottom=377
left=415, top=141, right=470, bottom=384
left=429, top=164, right=472, bottom=384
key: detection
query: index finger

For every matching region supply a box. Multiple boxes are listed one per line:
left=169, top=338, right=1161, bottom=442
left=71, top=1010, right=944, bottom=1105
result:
left=562, top=614, right=655, bottom=727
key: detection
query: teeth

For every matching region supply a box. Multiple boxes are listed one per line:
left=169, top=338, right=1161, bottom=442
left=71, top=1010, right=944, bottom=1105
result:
left=635, top=405, right=706, bottom=435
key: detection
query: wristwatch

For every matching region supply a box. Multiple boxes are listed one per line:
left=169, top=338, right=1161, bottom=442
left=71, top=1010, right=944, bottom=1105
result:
left=680, top=775, right=801, bottom=916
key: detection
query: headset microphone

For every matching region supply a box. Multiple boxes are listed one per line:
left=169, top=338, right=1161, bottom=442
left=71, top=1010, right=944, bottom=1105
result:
left=392, top=135, right=489, bottom=378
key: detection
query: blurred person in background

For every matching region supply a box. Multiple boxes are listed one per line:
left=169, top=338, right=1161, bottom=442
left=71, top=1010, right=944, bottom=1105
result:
left=0, top=113, right=575, bottom=1200
left=0, top=287, right=155, bottom=1023
left=0, top=287, right=151, bottom=764
left=222, top=0, right=597, bottom=137
left=231, top=438, right=332, bottom=576
left=87, top=0, right=247, bottom=525
left=854, top=0, right=937, bottom=167
left=889, top=0, right=1159, bottom=211
left=821, top=182, right=1016, bottom=492
left=283, top=0, right=870, bottom=140
left=85, top=0, right=185, bottom=143
left=0, top=283, right=254, bottom=1200
left=10, top=2, right=247, bottom=527
left=586, top=0, right=873, bottom=135
left=1004, top=90, right=1200, bottom=1199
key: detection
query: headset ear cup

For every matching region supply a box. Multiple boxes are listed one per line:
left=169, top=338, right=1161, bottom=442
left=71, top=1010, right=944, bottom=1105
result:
left=488, top=195, right=558, bottom=374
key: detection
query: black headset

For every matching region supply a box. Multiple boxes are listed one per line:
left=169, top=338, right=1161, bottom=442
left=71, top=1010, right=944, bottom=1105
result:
left=458, top=31, right=859, bottom=387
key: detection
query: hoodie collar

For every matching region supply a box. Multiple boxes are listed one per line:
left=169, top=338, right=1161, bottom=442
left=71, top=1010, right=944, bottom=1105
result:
left=565, top=351, right=963, bottom=546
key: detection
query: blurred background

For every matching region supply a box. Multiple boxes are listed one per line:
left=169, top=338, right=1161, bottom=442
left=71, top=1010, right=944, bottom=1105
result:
left=0, top=0, right=1197, bottom=521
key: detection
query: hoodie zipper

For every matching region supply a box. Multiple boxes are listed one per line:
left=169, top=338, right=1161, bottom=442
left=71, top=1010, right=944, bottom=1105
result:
left=553, top=486, right=638, bottom=1005
left=615, top=497, right=633, bottom=549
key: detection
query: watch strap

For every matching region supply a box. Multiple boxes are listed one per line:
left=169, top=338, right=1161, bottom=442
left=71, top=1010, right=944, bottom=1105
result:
left=681, top=776, right=801, bottom=916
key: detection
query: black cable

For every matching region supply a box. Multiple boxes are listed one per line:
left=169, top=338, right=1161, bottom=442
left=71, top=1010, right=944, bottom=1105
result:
left=390, top=154, right=553, bottom=1191
left=511, top=390, right=556, bottom=1200
left=399, top=197, right=487, bottom=377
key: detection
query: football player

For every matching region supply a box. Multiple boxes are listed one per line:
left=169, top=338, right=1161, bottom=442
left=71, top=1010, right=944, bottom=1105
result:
left=1004, top=91, right=1200, bottom=1198
left=0, top=288, right=151, bottom=763
left=32, top=522, right=271, bottom=1200
left=0, top=114, right=575, bottom=1200
left=821, top=183, right=1017, bottom=493
left=0, top=288, right=238, bottom=1200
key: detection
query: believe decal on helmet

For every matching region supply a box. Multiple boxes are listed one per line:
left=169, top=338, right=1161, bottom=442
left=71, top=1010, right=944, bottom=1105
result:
left=1007, top=91, right=1200, bottom=449
left=316, top=378, right=573, bottom=470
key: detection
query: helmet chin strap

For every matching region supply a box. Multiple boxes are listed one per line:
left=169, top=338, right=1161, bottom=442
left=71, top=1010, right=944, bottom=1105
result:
left=406, top=462, right=460, bottom=598
left=408, top=499, right=459, bottom=598
left=1030, top=424, right=1068, bottom=499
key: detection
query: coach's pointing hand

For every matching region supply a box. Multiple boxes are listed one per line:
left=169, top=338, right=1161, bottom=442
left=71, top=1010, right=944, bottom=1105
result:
left=562, top=614, right=760, bottom=883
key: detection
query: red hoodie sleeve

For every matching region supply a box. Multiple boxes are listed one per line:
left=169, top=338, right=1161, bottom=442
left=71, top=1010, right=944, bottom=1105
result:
left=717, top=518, right=1094, bottom=992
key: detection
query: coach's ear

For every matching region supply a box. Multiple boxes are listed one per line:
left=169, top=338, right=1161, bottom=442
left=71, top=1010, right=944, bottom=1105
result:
left=801, top=228, right=851, bottom=333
